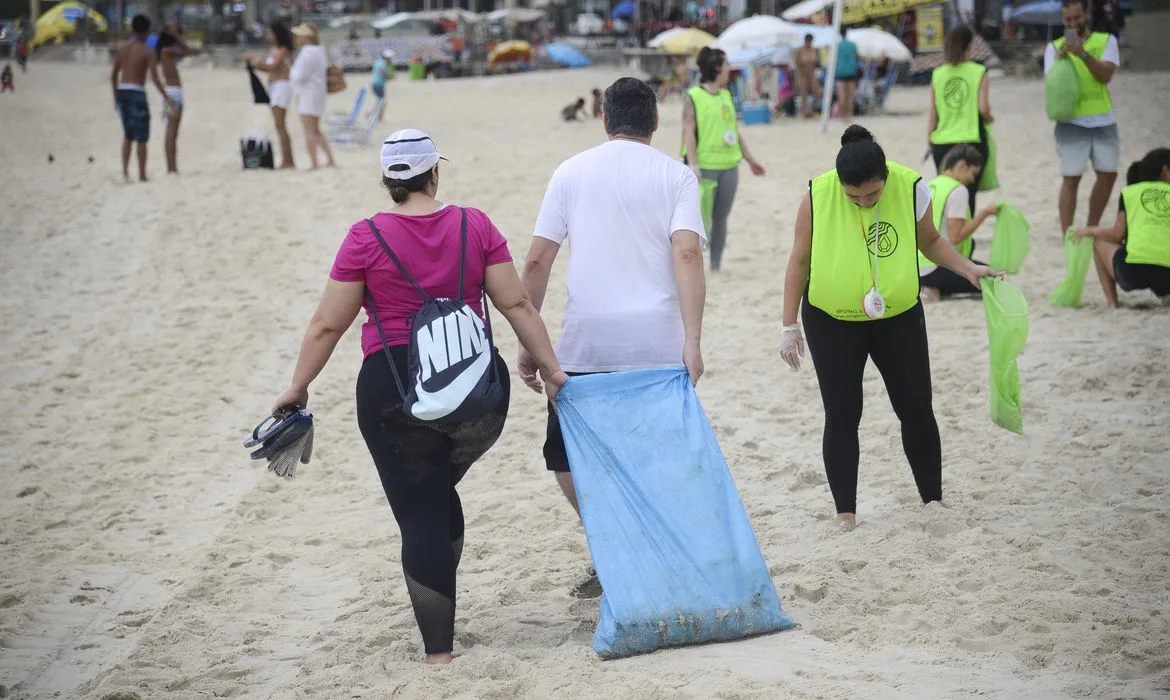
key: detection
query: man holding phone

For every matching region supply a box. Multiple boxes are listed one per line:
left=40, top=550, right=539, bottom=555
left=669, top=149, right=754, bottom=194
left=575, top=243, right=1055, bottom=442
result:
left=1044, top=0, right=1120, bottom=238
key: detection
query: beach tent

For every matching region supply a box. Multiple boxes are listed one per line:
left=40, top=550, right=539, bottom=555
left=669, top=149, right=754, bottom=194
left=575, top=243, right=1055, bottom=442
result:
left=32, top=1, right=108, bottom=48
left=713, top=15, right=804, bottom=51
left=648, top=26, right=716, bottom=54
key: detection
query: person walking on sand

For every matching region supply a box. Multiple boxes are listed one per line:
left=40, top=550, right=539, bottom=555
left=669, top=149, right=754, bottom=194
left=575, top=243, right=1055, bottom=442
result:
left=369, top=48, right=394, bottom=122
left=1, top=64, right=13, bottom=93
left=778, top=126, right=1000, bottom=531
left=246, top=21, right=296, bottom=169
left=290, top=23, right=335, bottom=169
left=681, top=47, right=765, bottom=272
left=111, top=15, right=176, bottom=183
left=521, top=77, right=706, bottom=596
left=794, top=33, right=822, bottom=119
left=156, top=27, right=190, bottom=175
left=269, top=129, right=567, bottom=664
left=1046, top=0, right=1120, bottom=237
left=1074, top=149, right=1170, bottom=308
left=928, top=25, right=993, bottom=215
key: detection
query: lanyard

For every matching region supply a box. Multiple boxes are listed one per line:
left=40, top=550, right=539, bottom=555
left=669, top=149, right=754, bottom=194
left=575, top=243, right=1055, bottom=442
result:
left=858, top=204, right=880, bottom=289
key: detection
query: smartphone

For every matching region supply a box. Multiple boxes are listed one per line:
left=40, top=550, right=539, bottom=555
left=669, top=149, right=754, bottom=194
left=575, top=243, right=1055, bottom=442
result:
left=1064, top=28, right=1078, bottom=44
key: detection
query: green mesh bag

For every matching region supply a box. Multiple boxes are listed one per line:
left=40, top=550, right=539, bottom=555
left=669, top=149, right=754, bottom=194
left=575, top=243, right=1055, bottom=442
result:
left=980, top=277, right=1029, bottom=434
left=1045, top=58, right=1080, bottom=122
left=989, top=203, right=1031, bottom=274
left=1048, top=226, right=1094, bottom=308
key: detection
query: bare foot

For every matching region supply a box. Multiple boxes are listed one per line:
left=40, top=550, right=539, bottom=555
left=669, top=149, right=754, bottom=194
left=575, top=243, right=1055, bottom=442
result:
left=139, top=175, right=149, bottom=182
left=925, top=499, right=953, bottom=510
left=425, top=652, right=454, bottom=665
left=123, top=174, right=132, bottom=184
left=836, top=513, right=857, bottom=532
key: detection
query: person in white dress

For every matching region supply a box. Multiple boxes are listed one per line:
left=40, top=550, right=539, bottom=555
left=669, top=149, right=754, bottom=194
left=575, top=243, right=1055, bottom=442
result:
left=290, top=23, right=336, bottom=169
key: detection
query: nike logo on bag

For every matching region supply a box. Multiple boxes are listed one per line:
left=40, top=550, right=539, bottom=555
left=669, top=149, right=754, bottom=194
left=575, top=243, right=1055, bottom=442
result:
left=411, top=350, right=491, bottom=420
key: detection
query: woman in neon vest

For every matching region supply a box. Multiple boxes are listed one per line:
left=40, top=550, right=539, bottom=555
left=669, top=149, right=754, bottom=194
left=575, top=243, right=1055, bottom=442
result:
left=681, top=47, right=766, bottom=271
left=1074, top=148, right=1170, bottom=308
left=919, top=145, right=1001, bottom=301
left=927, top=25, right=993, bottom=215
left=778, top=126, right=1000, bottom=530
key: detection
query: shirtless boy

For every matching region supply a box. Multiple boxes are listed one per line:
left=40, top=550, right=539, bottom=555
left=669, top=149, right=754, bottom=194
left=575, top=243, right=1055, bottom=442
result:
left=111, top=15, right=175, bottom=182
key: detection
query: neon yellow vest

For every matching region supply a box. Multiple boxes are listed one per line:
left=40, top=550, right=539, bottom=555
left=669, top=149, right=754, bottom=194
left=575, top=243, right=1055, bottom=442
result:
left=808, top=161, right=922, bottom=321
left=917, top=175, right=972, bottom=270
left=930, top=61, right=986, bottom=145
left=1121, top=181, right=1170, bottom=268
left=1053, top=32, right=1114, bottom=118
left=680, top=86, right=742, bottom=170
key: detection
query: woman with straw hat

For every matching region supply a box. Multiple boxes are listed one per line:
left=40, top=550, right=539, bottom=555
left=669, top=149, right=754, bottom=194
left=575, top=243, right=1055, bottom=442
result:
left=290, top=22, right=336, bottom=169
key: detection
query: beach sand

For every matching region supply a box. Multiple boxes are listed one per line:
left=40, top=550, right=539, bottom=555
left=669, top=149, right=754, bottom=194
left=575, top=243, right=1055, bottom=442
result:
left=1, top=61, right=1168, bottom=699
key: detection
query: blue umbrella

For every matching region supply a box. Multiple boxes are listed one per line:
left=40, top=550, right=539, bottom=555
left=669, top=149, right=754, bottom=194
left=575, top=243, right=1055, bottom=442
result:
left=1011, top=0, right=1062, bottom=26
left=612, top=1, right=636, bottom=19
left=545, top=42, right=592, bottom=68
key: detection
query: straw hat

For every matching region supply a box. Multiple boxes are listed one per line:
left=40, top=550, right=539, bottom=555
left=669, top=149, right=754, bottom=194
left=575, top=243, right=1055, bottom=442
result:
left=291, top=23, right=317, bottom=40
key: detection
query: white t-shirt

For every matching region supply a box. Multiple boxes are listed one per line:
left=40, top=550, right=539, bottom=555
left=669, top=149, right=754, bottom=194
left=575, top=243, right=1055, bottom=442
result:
left=920, top=184, right=965, bottom=276
left=533, top=139, right=707, bottom=373
left=1043, top=35, right=1119, bottom=128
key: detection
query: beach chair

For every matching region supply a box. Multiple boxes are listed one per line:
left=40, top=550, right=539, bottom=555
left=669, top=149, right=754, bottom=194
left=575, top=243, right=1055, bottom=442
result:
left=329, top=97, right=383, bottom=146
left=326, top=86, right=367, bottom=128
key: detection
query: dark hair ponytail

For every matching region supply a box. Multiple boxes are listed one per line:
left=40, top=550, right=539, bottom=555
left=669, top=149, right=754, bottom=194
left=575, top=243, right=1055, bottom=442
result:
left=1137, top=148, right=1170, bottom=183
left=382, top=166, right=436, bottom=204
left=270, top=20, right=294, bottom=52
left=697, top=47, right=726, bottom=83
left=835, top=125, right=888, bottom=187
left=940, top=143, right=984, bottom=171
left=943, top=25, right=974, bottom=65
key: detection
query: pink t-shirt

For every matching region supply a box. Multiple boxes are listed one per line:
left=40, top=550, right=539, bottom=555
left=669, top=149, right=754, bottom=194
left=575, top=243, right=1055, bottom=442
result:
left=330, top=205, right=513, bottom=358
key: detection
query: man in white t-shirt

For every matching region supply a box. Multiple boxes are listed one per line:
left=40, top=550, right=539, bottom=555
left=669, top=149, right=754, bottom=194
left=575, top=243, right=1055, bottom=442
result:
left=1044, top=0, right=1120, bottom=236
left=519, top=77, right=707, bottom=594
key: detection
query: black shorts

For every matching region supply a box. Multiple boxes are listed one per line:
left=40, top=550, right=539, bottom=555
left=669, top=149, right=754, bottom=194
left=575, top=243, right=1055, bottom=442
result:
left=836, top=72, right=860, bottom=83
left=543, top=371, right=598, bottom=472
left=1114, top=247, right=1170, bottom=297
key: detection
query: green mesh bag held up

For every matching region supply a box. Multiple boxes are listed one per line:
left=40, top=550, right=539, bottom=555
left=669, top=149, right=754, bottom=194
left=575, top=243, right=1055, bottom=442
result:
left=980, top=277, right=1029, bottom=435
left=989, top=203, right=1031, bottom=274
left=1045, top=58, right=1080, bottom=122
left=700, top=178, right=717, bottom=235
left=1048, top=226, right=1095, bottom=308
left=979, top=128, right=999, bottom=192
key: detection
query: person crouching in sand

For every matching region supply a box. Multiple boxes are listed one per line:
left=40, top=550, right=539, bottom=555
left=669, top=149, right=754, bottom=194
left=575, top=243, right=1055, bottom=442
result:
left=561, top=97, right=586, bottom=122
left=1075, top=148, right=1170, bottom=307
left=111, top=15, right=176, bottom=182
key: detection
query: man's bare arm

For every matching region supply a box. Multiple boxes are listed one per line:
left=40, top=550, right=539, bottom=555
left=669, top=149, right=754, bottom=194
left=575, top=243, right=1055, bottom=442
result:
left=671, top=230, right=705, bottom=346
left=520, top=237, right=561, bottom=312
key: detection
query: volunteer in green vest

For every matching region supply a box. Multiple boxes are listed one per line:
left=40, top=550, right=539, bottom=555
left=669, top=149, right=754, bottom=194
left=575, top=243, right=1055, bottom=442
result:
left=1075, top=148, right=1170, bottom=308
left=681, top=46, right=765, bottom=271
left=919, top=145, right=1000, bottom=301
left=778, top=126, right=1000, bottom=531
left=1045, top=0, right=1120, bottom=237
left=927, top=25, right=992, bottom=216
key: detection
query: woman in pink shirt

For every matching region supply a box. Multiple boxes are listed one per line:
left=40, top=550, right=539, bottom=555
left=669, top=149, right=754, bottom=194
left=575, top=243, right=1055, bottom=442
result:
left=271, top=129, right=567, bottom=664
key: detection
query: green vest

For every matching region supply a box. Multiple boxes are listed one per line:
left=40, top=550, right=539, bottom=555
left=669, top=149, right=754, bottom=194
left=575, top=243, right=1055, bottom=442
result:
left=917, top=175, right=972, bottom=270
left=680, top=86, right=742, bottom=170
left=930, top=61, right=986, bottom=145
left=808, top=161, right=922, bottom=321
left=1053, top=32, right=1114, bottom=118
left=1121, top=181, right=1170, bottom=268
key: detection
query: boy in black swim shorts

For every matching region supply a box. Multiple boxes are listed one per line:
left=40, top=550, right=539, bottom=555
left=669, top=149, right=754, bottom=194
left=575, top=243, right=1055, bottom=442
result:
left=111, top=14, right=174, bottom=182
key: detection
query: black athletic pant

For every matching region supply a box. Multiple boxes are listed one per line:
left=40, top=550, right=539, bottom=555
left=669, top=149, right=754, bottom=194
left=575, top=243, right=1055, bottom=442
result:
left=355, top=346, right=510, bottom=655
left=801, top=298, right=943, bottom=514
left=932, top=119, right=989, bottom=216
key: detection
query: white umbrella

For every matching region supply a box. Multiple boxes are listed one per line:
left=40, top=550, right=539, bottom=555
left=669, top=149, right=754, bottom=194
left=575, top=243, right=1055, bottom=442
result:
left=713, top=15, right=804, bottom=51
left=781, top=0, right=834, bottom=20
left=371, top=12, right=415, bottom=30
left=846, top=27, right=912, bottom=62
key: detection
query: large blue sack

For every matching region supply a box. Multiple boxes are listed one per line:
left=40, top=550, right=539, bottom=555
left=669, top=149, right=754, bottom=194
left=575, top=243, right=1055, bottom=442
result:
left=556, top=369, right=796, bottom=659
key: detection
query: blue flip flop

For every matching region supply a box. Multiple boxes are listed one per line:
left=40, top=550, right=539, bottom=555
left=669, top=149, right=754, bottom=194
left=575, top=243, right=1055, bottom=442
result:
left=245, top=409, right=314, bottom=478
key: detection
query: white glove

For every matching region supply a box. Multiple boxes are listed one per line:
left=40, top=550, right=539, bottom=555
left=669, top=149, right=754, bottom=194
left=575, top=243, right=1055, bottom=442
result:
left=780, top=324, right=805, bottom=371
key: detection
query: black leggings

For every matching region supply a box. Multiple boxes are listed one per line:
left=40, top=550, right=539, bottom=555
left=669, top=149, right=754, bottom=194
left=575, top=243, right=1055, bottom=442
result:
left=801, top=299, right=943, bottom=514
left=932, top=119, right=989, bottom=216
left=921, top=251, right=986, bottom=297
left=355, top=346, right=510, bottom=654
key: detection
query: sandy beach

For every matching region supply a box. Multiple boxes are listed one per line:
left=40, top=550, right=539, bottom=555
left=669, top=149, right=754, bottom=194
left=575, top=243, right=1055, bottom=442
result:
left=1, top=60, right=1168, bottom=699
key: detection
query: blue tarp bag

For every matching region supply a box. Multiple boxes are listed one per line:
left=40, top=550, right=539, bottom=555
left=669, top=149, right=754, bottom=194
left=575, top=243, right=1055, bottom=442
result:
left=556, top=369, right=796, bottom=659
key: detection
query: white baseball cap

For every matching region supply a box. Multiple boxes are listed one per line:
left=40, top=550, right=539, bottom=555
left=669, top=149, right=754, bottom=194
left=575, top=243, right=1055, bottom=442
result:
left=380, top=128, right=446, bottom=179
left=382, top=48, right=395, bottom=60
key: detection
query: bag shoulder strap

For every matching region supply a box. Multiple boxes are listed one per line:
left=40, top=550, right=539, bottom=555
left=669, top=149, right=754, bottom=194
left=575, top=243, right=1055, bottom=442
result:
left=365, top=217, right=429, bottom=302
